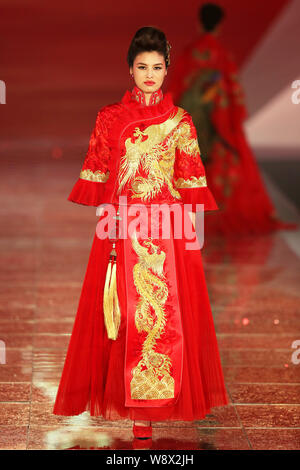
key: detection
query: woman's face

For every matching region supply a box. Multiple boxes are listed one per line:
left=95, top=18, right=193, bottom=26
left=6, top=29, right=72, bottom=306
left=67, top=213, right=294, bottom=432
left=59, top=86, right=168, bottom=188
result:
left=130, top=50, right=167, bottom=96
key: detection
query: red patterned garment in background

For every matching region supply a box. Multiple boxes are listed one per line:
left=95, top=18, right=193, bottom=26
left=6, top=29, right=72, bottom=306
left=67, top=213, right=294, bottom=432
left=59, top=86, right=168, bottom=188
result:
left=53, top=86, right=228, bottom=421
left=168, top=32, right=296, bottom=235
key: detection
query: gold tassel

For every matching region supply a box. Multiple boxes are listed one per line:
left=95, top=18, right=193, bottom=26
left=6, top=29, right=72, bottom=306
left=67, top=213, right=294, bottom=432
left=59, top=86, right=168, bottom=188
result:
left=103, top=209, right=121, bottom=340
left=103, top=252, right=113, bottom=337
left=110, top=260, right=121, bottom=335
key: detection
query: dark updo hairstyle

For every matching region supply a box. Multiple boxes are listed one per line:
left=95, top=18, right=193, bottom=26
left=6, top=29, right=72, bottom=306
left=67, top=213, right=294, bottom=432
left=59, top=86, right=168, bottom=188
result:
left=198, top=3, right=225, bottom=32
left=127, top=26, right=171, bottom=68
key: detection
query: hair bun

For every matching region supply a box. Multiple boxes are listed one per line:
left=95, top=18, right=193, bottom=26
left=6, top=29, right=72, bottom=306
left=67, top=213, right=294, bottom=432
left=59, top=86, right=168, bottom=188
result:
left=127, top=27, right=171, bottom=68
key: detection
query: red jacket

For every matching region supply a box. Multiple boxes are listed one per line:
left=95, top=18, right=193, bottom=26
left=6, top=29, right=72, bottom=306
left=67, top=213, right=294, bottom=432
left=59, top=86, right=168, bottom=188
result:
left=68, top=86, right=218, bottom=213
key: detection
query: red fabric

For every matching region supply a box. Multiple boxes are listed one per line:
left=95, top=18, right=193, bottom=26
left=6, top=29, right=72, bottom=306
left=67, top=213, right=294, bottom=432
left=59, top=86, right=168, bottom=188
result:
left=177, top=187, right=218, bottom=212
left=53, top=211, right=228, bottom=420
left=169, top=33, right=247, bottom=125
left=168, top=33, right=296, bottom=235
left=67, top=86, right=218, bottom=214
left=205, top=133, right=288, bottom=235
left=131, top=85, right=163, bottom=105
left=133, top=424, right=152, bottom=438
left=68, top=178, right=106, bottom=207
left=173, top=112, right=218, bottom=212
left=123, top=210, right=183, bottom=408
left=174, top=123, right=207, bottom=180
left=81, top=111, right=111, bottom=175
left=53, top=86, right=228, bottom=421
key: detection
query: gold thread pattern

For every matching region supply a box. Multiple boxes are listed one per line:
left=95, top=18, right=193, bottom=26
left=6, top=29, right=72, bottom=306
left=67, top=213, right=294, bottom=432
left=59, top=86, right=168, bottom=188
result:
left=174, top=120, right=208, bottom=188
left=176, top=121, right=201, bottom=155
left=130, top=231, right=174, bottom=400
left=174, top=175, right=207, bottom=188
left=118, top=108, right=186, bottom=201
left=118, top=111, right=207, bottom=199
left=79, top=169, right=109, bottom=183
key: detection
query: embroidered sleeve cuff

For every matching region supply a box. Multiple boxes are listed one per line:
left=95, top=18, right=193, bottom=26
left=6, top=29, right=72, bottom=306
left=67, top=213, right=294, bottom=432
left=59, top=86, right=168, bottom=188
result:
left=67, top=178, right=107, bottom=207
left=178, top=187, right=218, bottom=212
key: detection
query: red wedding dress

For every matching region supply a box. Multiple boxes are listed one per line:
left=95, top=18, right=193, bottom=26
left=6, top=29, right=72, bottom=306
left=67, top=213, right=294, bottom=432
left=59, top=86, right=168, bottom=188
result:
left=168, top=32, right=296, bottom=235
left=53, top=85, right=228, bottom=421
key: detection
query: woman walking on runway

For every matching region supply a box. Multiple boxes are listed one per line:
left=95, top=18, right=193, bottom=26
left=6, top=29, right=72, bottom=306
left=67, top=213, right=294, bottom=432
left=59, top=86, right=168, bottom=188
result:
left=53, top=26, right=228, bottom=447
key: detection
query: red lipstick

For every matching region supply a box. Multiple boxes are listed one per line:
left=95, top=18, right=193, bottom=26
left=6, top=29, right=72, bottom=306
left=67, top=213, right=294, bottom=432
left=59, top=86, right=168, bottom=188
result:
left=144, top=81, right=155, bottom=86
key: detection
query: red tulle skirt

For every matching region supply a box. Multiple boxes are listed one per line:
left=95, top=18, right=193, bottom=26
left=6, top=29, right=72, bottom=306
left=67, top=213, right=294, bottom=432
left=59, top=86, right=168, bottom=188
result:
left=53, top=211, right=228, bottom=421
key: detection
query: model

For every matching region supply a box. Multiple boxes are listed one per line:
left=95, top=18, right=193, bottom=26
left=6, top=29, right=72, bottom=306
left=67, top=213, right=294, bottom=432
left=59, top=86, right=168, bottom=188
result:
left=168, top=3, right=296, bottom=235
left=53, top=26, right=228, bottom=445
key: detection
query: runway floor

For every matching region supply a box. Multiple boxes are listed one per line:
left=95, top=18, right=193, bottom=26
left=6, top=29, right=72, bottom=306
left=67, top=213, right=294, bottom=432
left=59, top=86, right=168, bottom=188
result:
left=0, top=146, right=300, bottom=450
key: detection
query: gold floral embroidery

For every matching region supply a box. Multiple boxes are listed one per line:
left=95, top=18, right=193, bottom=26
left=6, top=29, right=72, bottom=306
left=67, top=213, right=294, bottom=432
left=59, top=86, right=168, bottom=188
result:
left=79, top=169, right=109, bottom=183
left=118, top=108, right=186, bottom=201
left=174, top=121, right=207, bottom=188
left=130, top=231, right=174, bottom=400
left=174, top=175, right=207, bottom=188
left=176, top=121, right=201, bottom=155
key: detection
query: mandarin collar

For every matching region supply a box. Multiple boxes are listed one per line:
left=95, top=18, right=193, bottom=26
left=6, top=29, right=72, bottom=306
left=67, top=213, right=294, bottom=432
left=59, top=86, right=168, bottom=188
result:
left=130, top=85, right=164, bottom=106
left=120, top=87, right=175, bottom=119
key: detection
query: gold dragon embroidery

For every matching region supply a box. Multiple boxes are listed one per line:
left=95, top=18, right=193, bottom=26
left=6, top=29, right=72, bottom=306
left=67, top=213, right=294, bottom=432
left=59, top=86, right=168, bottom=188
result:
left=130, top=230, right=174, bottom=400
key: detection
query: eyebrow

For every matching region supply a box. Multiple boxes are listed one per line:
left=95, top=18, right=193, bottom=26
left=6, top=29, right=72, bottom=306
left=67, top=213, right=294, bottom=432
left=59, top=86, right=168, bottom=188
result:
left=136, top=62, right=164, bottom=66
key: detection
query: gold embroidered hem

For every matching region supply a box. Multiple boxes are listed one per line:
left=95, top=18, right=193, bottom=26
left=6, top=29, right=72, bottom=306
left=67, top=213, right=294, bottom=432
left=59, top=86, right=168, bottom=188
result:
left=130, top=231, right=174, bottom=400
left=124, top=210, right=183, bottom=408
left=79, top=169, right=109, bottom=183
left=174, top=175, right=207, bottom=188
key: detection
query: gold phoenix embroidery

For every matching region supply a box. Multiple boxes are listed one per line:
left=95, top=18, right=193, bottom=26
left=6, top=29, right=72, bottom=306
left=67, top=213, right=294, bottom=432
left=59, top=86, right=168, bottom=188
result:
left=118, top=108, right=186, bottom=201
left=80, top=169, right=109, bottom=183
left=130, top=231, right=174, bottom=400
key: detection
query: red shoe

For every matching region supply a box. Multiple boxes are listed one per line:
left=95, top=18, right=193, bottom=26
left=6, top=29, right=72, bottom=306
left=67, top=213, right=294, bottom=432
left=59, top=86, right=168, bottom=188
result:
left=132, top=437, right=152, bottom=450
left=133, top=422, right=152, bottom=439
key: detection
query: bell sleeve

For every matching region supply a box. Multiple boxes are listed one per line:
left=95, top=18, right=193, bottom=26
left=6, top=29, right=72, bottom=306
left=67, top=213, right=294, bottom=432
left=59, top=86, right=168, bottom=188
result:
left=173, top=112, right=218, bottom=212
left=67, top=110, right=110, bottom=206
